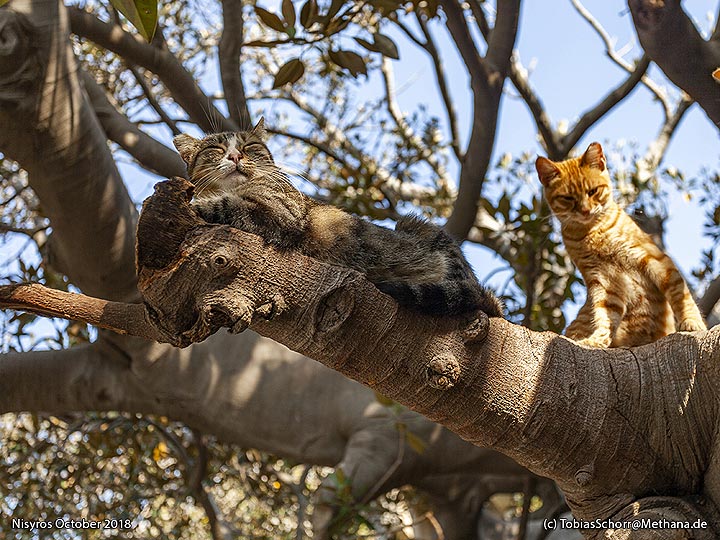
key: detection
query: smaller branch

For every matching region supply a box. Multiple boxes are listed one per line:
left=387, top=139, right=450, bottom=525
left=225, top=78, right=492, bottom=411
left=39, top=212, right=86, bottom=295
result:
left=485, top=0, right=521, bottom=78
left=392, top=19, right=426, bottom=49
left=0, top=222, right=48, bottom=237
left=508, top=59, right=562, bottom=158
left=127, top=64, right=181, bottom=135
left=68, top=7, right=236, bottom=132
left=82, top=72, right=187, bottom=179
left=416, top=13, right=462, bottom=160
left=219, top=0, right=250, bottom=127
left=0, top=283, right=159, bottom=341
left=380, top=58, right=450, bottom=183
left=699, top=275, right=720, bottom=319
left=560, top=55, right=650, bottom=155
left=189, top=431, right=236, bottom=540
left=441, top=0, right=490, bottom=90
left=359, top=429, right=404, bottom=506
left=637, top=95, right=693, bottom=179
left=570, top=0, right=670, bottom=114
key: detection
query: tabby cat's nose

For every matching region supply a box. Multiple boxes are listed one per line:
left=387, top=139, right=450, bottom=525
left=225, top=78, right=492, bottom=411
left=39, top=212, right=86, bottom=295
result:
left=227, top=151, right=242, bottom=164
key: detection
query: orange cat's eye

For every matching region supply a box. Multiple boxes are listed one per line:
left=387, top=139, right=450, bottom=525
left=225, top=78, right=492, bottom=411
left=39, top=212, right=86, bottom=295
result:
left=588, top=187, right=599, bottom=196
left=559, top=195, right=574, bottom=203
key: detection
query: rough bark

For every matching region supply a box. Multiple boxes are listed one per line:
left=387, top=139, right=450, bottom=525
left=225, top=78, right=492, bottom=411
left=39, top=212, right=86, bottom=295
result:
left=0, top=0, right=138, bottom=301
left=5, top=177, right=720, bottom=538
left=629, top=0, right=720, bottom=127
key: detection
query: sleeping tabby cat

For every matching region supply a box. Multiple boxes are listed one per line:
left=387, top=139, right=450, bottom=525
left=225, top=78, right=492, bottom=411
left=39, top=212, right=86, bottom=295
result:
left=536, top=142, right=706, bottom=347
left=173, top=119, right=504, bottom=318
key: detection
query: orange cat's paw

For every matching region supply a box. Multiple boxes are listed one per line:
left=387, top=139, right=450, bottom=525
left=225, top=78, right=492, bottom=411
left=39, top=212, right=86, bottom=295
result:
left=576, top=336, right=611, bottom=348
left=677, top=319, right=707, bottom=333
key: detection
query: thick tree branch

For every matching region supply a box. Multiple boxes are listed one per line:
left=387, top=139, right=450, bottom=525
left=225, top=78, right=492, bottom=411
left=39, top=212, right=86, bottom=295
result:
left=67, top=6, right=236, bottom=133
left=6, top=177, right=720, bottom=538
left=219, top=0, right=250, bottom=127
left=82, top=71, right=187, bottom=179
left=441, top=0, right=521, bottom=240
left=628, top=0, right=720, bottom=126
left=0, top=1, right=138, bottom=301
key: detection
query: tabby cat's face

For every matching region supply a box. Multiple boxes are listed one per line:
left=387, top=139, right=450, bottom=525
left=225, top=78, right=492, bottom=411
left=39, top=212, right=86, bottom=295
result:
left=536, top=142, right=613, bottom=225
left=173, top=118, right=275, bottom=197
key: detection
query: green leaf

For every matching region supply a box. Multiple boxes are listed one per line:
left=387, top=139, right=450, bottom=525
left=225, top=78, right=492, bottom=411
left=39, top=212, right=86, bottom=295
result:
left=109, top=0, right=157, bottom=41
left=0, top=0, right=12, bottom=6
left=353, top=37, right=378, bottom=54
left=328, top=49, right=367, bottom=77
left=282, top=0, right=296, bottom=31
left=255, top=6, right=286, bottom=33
left=300, top=0, right=319, bottom=29
left=272, top=58, right=305, bottom=88
left=372, top=33, right=399, bottom=59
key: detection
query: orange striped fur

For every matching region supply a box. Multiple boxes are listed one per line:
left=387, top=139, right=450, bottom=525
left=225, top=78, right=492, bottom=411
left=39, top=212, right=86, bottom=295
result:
left=536, top=142, right=706, bottom=347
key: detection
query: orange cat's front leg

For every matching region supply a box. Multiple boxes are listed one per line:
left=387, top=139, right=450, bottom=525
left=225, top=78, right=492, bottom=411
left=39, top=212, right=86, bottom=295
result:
left=565, top=280, right=626, bottom=348
left=640, top=247, right=707, bottom=333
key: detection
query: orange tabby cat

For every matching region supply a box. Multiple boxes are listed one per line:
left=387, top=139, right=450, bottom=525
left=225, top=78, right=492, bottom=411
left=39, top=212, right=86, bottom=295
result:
left=536, top=142, right=706, bottom=347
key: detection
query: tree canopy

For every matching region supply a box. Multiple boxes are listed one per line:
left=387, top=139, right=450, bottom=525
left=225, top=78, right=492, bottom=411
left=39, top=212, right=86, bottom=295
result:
left=1, top=1, right=720, bottom=539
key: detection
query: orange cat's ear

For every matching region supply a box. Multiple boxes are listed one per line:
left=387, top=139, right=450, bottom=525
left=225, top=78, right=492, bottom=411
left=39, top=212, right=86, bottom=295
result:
left=581, top=142, right=606, bottom=172
left=535, top=157, right=561, bottom=186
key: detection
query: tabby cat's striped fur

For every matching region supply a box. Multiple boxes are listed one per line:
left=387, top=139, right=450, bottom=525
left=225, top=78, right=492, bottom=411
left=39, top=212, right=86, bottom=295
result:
left=173, top=119, right=504, bottom=318
left=536, top=142, right=706, bottom=347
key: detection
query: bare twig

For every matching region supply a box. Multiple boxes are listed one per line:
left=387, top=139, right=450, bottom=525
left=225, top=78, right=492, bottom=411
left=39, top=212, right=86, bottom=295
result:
left=380, top=58, right=450, bottom=184
left=126, top=64, right=181, bottom=135
left=570, top=0, right=670, bottom=115
left=415, top=13, right=463, bottom=160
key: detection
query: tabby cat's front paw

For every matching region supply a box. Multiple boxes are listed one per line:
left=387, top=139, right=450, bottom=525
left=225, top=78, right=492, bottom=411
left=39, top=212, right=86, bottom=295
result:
left=677, top=319, right=707, bottom=333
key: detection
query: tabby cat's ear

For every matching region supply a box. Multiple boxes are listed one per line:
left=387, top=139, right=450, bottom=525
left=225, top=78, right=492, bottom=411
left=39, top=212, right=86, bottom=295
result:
left=581, top=142, right=606, bottom=172
left=535, top=156, right=561, bottom=186
left=251, top=117, right=267, bottom=140
left=173, top=134, right=200, bottom=164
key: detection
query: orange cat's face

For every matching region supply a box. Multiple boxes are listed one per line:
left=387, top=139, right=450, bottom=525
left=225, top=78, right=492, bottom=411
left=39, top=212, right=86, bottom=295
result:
left=536, top=142, right=613, bottom=225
